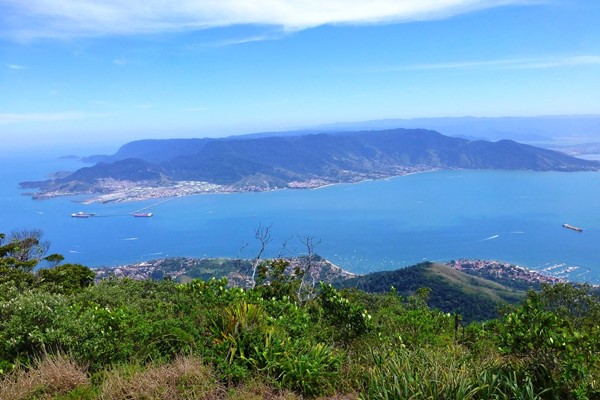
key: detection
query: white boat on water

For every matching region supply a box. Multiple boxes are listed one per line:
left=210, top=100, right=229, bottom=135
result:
left=132, top=213, right=153, bottom=217
left=71, top=211, right=95, bottom=218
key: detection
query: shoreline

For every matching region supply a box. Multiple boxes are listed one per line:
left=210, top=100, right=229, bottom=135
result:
left=26, top=167, right=439, bottom=204
left=22, top=167, right=598, bottom=204
left=91, top=257, right=600, bottom=291
left=91, top=255, right=596, bottom=288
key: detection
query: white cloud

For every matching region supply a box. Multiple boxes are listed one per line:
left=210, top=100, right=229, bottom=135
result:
left=7, top=64, right=26, bottom=69
left=2, top=0, right=537, bottom=39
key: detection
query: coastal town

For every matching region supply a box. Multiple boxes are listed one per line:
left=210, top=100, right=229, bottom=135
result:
left=92, top=255, right=357, bottom=287
left=446, top=259, right=566, bottom=287
left=92, top=256, right=572, bottom=290
left=26, top=165, right=436, bottom=204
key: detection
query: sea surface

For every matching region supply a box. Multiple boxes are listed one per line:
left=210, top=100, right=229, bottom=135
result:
left=1, top=152, right=599, bottom=283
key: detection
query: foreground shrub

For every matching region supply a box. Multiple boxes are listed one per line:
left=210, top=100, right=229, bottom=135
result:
left=360, top=346, right=477, bottom=399
left=0, top=291, right=73, bottom=367
left=261, top=339, right=343, bottom=397
left=318, top=284, right=372, bottom=346
left=497, top=294, right=600, bottom=398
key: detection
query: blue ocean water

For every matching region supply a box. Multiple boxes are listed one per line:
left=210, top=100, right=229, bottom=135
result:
left=1, top=153, right=599, bottom=283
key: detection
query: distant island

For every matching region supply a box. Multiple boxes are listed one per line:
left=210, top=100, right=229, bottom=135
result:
left=21, top=128, right=600, bottom=203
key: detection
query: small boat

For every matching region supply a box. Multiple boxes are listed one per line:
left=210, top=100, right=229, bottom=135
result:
left=71, top=211, right=95, bottom=218
left=562, top=223, right=582, bottom=232
left=132, top=213, right=153, bottom=217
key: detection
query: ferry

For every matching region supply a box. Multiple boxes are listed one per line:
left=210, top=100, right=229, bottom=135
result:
left=562, top=223, right=583, bottom=232
left=71, top=211, right=96, bottom=218
left=132, top=213, right=153, bottom=217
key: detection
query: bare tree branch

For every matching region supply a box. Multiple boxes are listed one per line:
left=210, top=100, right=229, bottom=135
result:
left=249, top=224, right=272, bottom=289
left=296, top=235, right=321, bottom=303
left=277, top=235, right=294, bottom=258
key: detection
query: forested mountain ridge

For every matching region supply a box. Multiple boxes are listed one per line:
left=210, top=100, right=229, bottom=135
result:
left=339, top=262, right=527, bottom=322
left=21, top=128, right=600, bottom=198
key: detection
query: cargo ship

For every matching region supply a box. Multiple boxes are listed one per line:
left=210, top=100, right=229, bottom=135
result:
left=132, top=213, right=153, bottom=217
left=71, top=211, right=96, bottom=218
left=562, top=223, right=583, bottom=232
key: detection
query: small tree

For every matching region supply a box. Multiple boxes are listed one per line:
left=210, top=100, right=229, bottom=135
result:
left=37, top=263, right=95, bottom=294
left=43, top=253, right=65, bottom=268
left=0, top=233, right=38, bottom=289
left=6, top=229, right=49, bottom=263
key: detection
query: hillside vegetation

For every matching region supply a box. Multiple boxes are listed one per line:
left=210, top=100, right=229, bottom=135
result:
left=96, top=258, right=531, bottom=322
left=340, top=262, right=527, bottom=322
left=1, top=231, right=600, bottom=399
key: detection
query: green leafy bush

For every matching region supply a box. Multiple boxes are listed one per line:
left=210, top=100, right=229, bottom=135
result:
left=498, top=292, right=600, bottom=398
left=318, top=283, right=372, bottom=345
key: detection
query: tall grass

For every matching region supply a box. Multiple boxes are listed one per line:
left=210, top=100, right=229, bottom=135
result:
left=0, top=354, right=89, bottom=400
left=99, top=355, right=222, bottom=400
left=0, top=354, right=334, bottom=400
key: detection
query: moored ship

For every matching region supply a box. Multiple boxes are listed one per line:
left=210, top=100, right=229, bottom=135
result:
left=562, top=223, right=583, bottom=232
left=71, top=211, right=96, bottom=218
left=132, top=213, right=153, bottom=217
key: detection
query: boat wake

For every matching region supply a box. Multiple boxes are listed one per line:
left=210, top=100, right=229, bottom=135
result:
left=481, top=234, right=500, bottom=241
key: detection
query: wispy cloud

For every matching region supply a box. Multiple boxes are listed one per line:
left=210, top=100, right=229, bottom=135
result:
left=364, top=55, right=600, bottom=73
left=211, top=33, right=284, bottom=48
left=0, top=112, right=104, bottom=124
left=508, top=55, right=600, bottom=69
left=7, top=64, right=26, bottom=70
left=2, top=0, right=538, bottom=39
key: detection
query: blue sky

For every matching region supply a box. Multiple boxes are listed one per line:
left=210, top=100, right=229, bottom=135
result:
left=1, top=0, right=599, bottom=152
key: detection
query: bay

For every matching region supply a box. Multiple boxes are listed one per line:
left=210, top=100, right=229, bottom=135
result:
left=1, top=153, right=599, bottom=283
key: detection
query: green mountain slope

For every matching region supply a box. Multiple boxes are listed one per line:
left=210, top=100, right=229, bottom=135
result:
left=339, top=262, right=528, bottom=322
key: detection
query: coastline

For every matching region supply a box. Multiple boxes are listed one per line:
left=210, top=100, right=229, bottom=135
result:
left=92, top=255, right=585, bottom=288
left=26, top=166, right=439, bottom=204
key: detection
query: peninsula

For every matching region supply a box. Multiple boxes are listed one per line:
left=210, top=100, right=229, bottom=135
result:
left=21, top=128, right=600, bottom=203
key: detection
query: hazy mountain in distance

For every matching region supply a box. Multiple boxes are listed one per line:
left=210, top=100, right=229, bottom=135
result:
left=81, top=115, right=600, bottom=164
left=314, top=115, right=600, bottom=146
